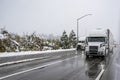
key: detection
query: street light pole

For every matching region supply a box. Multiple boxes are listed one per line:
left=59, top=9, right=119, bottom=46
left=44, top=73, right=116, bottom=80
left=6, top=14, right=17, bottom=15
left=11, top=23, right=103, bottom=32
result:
left=77, top=14, right=92, bottom=43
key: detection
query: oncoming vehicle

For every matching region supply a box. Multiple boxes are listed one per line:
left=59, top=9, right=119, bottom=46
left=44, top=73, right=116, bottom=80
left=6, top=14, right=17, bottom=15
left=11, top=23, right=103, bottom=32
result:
left=85, top=28, right=114, bottom=58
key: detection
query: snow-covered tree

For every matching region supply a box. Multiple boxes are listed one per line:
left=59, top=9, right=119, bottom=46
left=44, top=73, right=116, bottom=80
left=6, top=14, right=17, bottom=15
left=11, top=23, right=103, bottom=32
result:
left=0, top=28, right=20, bottom=52
left=0, top=27, right=72, bottom=52
left=69, top=30, right=77, bottom=48
left=21, top=32, right=45, bottom=51
left=60, top=30, right=70, bottom=49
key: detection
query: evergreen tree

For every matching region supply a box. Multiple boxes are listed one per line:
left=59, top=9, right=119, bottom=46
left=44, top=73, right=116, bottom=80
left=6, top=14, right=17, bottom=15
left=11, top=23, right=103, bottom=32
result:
left=69, top=30, right=77, bottom=48
left=60, top=30, right=70, bottom=49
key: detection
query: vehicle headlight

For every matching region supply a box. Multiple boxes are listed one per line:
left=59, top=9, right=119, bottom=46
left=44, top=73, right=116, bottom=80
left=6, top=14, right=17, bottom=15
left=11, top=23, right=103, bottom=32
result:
left=102, top=47, right=105, bottom=50
left=100, top=44, right=105, bottom=47
left=99, top=46, right=105, bottom=52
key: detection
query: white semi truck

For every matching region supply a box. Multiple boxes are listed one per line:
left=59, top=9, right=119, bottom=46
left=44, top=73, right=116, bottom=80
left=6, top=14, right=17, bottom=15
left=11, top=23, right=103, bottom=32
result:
left=77, top=37, right=86, bottom=50
left=85, top=29, right=114, bottom=58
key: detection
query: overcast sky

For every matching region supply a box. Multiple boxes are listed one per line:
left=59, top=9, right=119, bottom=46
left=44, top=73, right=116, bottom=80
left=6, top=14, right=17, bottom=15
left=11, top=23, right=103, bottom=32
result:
left=0, top=0, right=120, bottom=42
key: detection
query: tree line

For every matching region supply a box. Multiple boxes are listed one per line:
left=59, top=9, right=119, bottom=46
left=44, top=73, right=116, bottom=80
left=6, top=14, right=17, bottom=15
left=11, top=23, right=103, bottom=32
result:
left=0, top=28, right=77, bottom=52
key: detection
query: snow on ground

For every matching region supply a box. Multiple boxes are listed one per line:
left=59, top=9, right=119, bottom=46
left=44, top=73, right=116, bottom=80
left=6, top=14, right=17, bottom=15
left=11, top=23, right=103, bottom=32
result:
left=0, top=49, right=76, bottom=57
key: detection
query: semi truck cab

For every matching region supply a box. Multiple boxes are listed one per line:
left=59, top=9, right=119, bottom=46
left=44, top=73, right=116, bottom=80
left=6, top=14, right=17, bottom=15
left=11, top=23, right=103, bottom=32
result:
left=85, top=29, right=114, bottom=58
left=85, top=36, right=108, bottom=57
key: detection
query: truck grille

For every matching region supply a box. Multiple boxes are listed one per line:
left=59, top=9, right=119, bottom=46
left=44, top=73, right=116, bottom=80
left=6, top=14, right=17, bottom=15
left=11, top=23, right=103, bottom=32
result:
left=77, top=45, right=81, bottom=50
left=89, top=46, right=98, bottom=53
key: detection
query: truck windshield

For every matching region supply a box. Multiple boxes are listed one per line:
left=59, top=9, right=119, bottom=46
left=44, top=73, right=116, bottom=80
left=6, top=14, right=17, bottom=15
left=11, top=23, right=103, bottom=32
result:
left=88, top=37, right=105, bottom=42
left=79, top=41, right=85, bottom=43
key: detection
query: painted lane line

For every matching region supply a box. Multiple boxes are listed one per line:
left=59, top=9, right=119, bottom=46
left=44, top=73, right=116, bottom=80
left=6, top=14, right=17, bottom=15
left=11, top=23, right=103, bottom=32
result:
left=0, top=60, right=63, bottom=80
left=0, top=57, right=49, bottom=67
left=95, top=69, right=105, bottom=80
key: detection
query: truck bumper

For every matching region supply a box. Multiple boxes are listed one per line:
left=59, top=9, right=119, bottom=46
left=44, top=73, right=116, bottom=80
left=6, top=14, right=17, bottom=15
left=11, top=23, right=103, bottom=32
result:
left=86, top=51, right=105, bottom=56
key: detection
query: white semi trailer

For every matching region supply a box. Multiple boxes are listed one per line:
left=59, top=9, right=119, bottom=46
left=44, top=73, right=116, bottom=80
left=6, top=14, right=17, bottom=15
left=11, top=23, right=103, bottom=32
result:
left=85, top=29, right=114, bottom=58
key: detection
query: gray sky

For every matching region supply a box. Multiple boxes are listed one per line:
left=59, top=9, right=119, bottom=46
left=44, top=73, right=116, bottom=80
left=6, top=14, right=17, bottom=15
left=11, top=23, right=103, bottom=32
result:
left=0, top=0, right=120, bottom=42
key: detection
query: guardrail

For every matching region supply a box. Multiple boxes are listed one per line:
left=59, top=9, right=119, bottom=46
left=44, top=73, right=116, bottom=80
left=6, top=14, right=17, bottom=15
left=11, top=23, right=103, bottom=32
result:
left=0, top=49, right=76, bottom=66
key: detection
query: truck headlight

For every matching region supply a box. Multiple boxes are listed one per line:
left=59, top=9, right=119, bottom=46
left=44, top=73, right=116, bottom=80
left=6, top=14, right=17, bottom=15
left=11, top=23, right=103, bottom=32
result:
left=102, top=47, right=106, bottom=51
left=99, top=46, right=105, bottom=52
left=100, top=44, right=105, bottom=47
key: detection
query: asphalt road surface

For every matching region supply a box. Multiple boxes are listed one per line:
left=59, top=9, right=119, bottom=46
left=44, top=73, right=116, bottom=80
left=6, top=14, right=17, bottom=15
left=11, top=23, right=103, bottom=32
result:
left=0, top=46, right=119, bottom=80
left=101, top=46, right=120, bottom=80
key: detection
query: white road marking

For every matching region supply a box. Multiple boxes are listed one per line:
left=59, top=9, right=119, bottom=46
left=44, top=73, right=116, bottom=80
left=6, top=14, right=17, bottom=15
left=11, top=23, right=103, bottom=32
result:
left=0, top=56, right=77, bottom=80
left=95, top=69, right=105, bottom=80
left=0, top=57, right=48, bottom=67
left=0, top=60, right=63, bottom=80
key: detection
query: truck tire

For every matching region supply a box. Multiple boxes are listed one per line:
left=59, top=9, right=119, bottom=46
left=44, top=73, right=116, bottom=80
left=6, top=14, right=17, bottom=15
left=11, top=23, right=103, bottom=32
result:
left=86, top=55, right=89, bottom=58
left=105, top=48, right=109, bottom=57
left=105, top=49, right=107, bottom=57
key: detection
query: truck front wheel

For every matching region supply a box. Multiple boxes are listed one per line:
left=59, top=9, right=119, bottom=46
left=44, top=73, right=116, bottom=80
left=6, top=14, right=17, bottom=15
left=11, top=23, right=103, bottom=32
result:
left=104, top=49, right=107, bottom=57
left=86, top=55, right=89, bottom=58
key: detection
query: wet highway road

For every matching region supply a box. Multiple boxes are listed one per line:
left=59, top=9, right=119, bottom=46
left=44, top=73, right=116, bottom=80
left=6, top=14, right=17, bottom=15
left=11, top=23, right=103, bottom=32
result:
left=0, top=47, right=119, bottom=80
left=101, top=46, right=120, bottom=80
